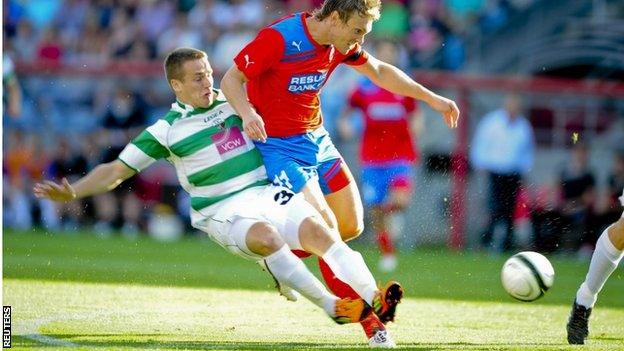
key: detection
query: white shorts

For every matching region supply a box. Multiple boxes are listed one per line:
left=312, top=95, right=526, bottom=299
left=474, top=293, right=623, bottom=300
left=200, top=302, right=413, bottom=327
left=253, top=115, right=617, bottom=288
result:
left=620, top=189, right=623, bottom=218
left=192, top=185, right=323, bottom=260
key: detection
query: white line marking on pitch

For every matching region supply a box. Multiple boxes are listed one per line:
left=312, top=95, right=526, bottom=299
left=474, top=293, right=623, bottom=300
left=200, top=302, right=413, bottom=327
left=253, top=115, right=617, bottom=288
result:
left=16, top=316, right=77, bottom=347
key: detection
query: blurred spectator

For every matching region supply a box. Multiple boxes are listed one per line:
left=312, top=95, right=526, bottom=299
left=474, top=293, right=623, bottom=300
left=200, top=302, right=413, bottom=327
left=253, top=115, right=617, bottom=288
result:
left=46, top=139, right=90, bottom=231
left=136, top=0, right=174, bottom=42
left=470, top=94, right=535, bottom=252
left=36, top=26, right=64, bottom=64
left=445, top=0, right=485, bottom=22
left=71, top=15, right=113, bottom=64
left=3, top=132, right=58, bottom=230
left=92, top=88, right=148, bottom=237
left=108, top=8, right=139, bottom=58
left=479, top=0, right=510, bottom=33
left=407, top=0, right=464, bottom=70
left=372, top=0, right=410, bottom=39
left=12, top=19, right=38, bottom=61
left=407, top=0, right=442, bottom=61
left=57, top=0, right=91, bottom=44
left=558, top=142, right=597, bottom=253
left=2, top=0, right=530, bottom=72
left=157, top=14, right=202, bottom=58
left=531, top=183, right=563, bottom=253
left=22, top=0, right=62, bottom=30
left=210, top=24, right=255, bottom=73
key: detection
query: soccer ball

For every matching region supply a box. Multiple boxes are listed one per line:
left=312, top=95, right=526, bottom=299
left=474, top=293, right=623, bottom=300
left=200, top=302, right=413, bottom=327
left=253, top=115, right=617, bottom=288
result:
left=501, top=251, right=555, bottom=301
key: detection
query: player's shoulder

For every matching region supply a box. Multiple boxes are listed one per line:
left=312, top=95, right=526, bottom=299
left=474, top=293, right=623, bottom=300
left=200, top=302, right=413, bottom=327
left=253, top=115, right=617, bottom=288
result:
left=268, top=12, right=303, bottom=32
left=268, top=13, right=312, bottom=49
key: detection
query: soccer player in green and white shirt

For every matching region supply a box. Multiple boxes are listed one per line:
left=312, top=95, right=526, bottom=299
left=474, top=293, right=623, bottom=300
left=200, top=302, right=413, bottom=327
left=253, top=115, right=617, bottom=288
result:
left=34, top=48, right=401, bottom=332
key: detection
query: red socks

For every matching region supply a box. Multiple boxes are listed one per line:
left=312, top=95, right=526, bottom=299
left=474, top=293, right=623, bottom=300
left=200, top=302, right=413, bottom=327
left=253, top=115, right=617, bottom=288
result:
left=376, top=230, right=395, bottom=255
left=318, top=257, right=384, bottom=338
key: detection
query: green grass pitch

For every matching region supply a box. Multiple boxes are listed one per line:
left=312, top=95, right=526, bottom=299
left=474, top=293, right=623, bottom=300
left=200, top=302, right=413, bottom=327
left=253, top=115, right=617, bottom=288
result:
left=3, top=229, right=623, bottom=350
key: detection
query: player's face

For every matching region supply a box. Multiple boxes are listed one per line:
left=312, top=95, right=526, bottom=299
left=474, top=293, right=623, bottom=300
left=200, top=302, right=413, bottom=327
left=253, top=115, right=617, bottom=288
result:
left=174, top=57, right=214, bottom=108
left=330, top=12, right=373, bottom=54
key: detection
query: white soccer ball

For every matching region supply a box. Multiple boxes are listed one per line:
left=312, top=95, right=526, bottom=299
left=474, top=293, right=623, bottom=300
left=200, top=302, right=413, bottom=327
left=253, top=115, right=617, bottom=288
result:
left=501, top=251, right=555, bottom=301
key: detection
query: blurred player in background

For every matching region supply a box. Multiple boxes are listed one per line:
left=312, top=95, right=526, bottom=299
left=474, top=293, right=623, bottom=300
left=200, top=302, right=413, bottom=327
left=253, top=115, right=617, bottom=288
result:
left=567, top=189, right=623, bottom=344
left=338, top=41, right=421, bottom=272
left=3, top=53, right=22, bottom=119
left=221, top=0, right=458, bottom=345
left=33, top=47, right=402, bottom=334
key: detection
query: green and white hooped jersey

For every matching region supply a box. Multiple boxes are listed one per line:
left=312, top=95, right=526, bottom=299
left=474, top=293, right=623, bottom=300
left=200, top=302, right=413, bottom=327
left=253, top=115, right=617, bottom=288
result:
left=118, top=89, right=269, bottom=223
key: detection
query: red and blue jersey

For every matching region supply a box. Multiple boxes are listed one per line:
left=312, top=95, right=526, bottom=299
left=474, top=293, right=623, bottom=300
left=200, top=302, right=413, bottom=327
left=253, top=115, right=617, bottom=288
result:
left=234, top=12, right=368, bottom=137
left=349, top=78, right=419, bottom=165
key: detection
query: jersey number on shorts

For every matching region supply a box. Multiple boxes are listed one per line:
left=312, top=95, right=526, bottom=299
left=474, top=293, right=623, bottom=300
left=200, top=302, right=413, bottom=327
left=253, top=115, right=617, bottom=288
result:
left=273, top=190, right=294, bottom=205
left=273, top=170, right=293, bottom=189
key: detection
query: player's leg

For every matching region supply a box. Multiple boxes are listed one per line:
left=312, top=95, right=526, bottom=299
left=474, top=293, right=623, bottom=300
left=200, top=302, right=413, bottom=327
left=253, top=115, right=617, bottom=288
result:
left=300, top=179, right=340, bottom=232
left=567, top=197, right=624, bottom=345
left=275, top=194, right=403, bottom=325
left=311, top=133, right=397, bottom=344
left=257, top=131, right=394, bottom=342
left=378, top=164, right=414, bottom=272
left=197, top=214, right=369, bottom=324
left=323, top=164, right=364, bottom=241
left=567, top=216, right=624, bottom=344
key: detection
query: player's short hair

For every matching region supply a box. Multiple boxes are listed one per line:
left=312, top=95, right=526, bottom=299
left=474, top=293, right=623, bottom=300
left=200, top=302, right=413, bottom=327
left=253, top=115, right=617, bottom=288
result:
left=164, top=47, right=207, bottom=84
left=313, top=0, right=381, bottom=22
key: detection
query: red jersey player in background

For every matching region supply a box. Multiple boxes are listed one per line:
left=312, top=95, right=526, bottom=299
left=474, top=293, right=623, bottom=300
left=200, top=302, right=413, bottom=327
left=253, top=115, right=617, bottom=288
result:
left=221, top=1, right=459, bottom=346
left=338, top=41, right=421, bottom=272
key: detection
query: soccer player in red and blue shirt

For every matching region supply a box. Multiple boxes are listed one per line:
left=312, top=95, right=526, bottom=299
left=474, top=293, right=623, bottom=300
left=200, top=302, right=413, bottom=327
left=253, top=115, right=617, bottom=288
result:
left=221, top=0, right=459, bottom=346
left=338, top=41, right=420, bottom=274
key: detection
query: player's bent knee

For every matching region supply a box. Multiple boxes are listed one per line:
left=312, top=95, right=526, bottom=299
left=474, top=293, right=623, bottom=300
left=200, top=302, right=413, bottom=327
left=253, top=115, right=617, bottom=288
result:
left=339, top=221, right=364, bottom=241
left=246, top=222, right=285, bottom=257
left=608, top=218, right=624, bottom=249
left=299, top=216, right=338, bottom=255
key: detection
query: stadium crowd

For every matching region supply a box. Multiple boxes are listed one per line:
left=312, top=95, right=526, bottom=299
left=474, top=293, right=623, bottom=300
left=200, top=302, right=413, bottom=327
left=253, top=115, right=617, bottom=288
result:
left=7, top=0, right=622, bottom=255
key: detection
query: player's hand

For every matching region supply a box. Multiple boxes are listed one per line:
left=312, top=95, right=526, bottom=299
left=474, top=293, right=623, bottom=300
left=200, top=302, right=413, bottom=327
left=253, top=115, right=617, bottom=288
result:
left=430, top=96, right=460, bottom=129
left=33, top=178, right=76, bottom=202
left=242, top=111, right=267, bottom=143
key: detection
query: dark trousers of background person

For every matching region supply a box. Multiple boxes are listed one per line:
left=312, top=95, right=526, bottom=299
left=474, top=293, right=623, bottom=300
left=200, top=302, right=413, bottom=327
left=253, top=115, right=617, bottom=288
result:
left=531, top=208, right=563, bottom=253
left=482, top=172, right=521, bottom=252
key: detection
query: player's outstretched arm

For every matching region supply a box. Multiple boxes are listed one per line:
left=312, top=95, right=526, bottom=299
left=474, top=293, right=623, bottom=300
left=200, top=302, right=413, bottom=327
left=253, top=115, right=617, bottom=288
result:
left=34, top=160, right=136, bottom=202
left=221, top=65, right=267, bottom=142
left=352, top=55, right=459, bottom=129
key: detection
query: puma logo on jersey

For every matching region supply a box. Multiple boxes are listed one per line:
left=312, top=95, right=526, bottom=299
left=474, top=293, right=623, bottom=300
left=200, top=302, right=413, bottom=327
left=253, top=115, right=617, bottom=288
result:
left=291, top=41, right=302, bottom=51
left=244, top=54, right=254, bottom=68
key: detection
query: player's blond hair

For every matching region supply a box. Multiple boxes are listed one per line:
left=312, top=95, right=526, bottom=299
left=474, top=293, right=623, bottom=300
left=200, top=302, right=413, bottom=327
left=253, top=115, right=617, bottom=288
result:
left=313, top=0, right=381, bottom=22
left=164, top=47, right=207, bottom=85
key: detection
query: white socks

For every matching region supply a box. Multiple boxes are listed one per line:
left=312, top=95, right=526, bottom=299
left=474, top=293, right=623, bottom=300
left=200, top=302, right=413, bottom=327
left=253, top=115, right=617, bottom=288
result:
left=264, top=245, right=337, bottom=316
left=576, top=227, right=623, bottom=308
left=322, top=241, right=378, bottom=305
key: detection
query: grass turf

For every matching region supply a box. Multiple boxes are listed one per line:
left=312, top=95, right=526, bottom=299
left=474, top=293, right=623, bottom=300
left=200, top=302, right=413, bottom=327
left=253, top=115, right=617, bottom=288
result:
left=3, top=229, right=623, bottom=350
